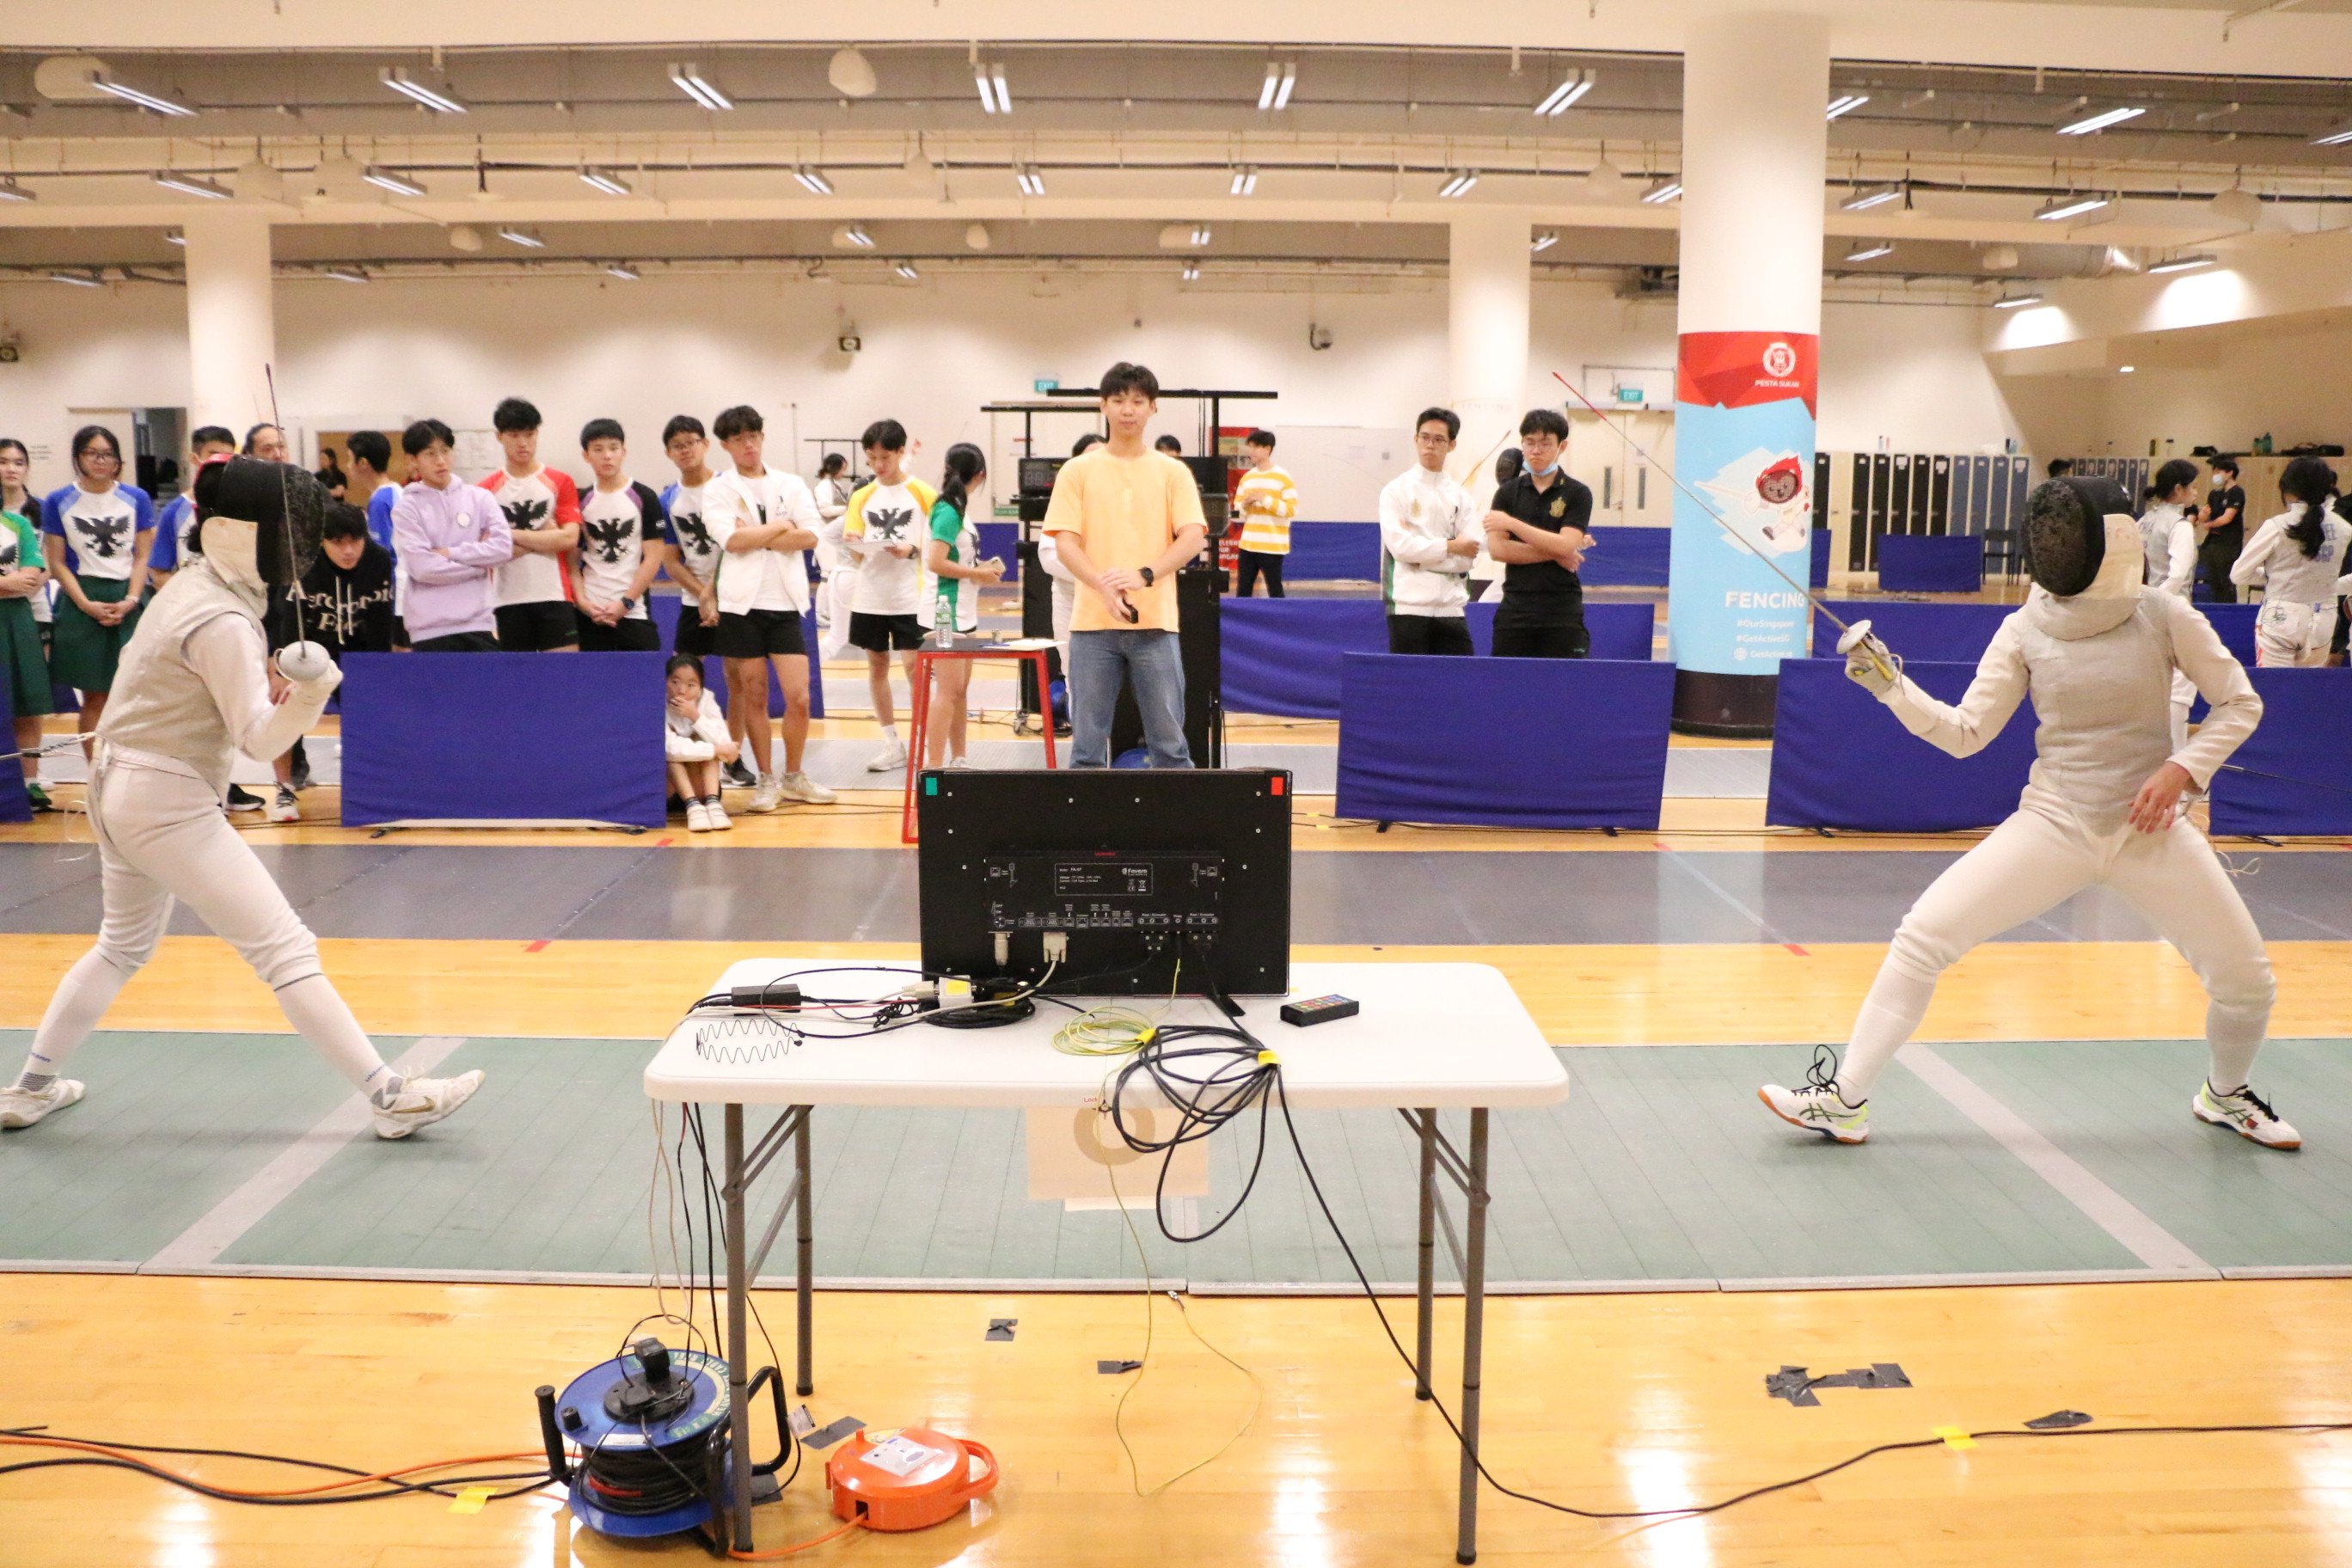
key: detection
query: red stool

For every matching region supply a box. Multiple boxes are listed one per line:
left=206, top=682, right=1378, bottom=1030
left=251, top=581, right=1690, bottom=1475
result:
left=902, top=644, right=1059, bottom=842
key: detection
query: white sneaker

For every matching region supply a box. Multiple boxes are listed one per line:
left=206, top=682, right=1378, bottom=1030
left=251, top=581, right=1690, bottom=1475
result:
left=946, top=755, right=977, bottom=770
left=266, top=785, right=301, bottom=824
left=705, top=799, right=732, bottom=830
left=0, top=1079, right=85, bottom=1130
left=776, top=771, right=837, bottom=805
left=685, top=800, right=714, bottom=832
left=746, top=779, right=782, bottom=813
left=1759, top=1047, right=1871, bottom=1144
left=2194, top=1081, right=2300, bottom=1149
left=371, top=1070, right=485, bottom=1141
left=867, top=738, right=909, bottom=773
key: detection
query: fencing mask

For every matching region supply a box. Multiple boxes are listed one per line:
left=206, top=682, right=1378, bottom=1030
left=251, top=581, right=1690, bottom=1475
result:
left=192, top=456, right=327, bottom=591
left=2023, top=475, right=2140, bottom=599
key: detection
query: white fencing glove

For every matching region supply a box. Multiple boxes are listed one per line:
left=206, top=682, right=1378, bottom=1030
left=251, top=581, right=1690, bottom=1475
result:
left=1836, top=620, right=1899, bottom=697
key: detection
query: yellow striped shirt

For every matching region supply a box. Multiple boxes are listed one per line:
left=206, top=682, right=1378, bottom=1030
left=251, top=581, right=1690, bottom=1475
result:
left=1234, top=465, right=1299, bottom=555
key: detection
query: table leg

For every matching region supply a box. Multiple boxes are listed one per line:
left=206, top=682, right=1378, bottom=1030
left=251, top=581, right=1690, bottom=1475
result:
left=724, top=1104, right=753, bottom=1551
left=1415, top=1107, right=1436, bottom=1402
left=1455, top=1107, right=1489, bottom=1565
left=1034, top=652, right=1058, bottom=769
left=795, top=1104, right=815, bottom=1397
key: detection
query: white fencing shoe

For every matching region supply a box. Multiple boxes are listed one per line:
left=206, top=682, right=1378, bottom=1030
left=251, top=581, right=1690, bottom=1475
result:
left=371, top=1071, right=486, bottom=1141
left=2194, top=1082, right=2300, bottom=1150
left=0, top=1079, right=85, bottom=1130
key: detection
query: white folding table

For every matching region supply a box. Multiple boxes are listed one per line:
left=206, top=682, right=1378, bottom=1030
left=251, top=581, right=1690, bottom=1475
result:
left=645, top=959, right=1570, bottom=1563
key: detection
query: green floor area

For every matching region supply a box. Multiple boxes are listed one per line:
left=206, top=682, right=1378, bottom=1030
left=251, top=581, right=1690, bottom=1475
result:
left=5, top=1031, right=2350, bottom=1288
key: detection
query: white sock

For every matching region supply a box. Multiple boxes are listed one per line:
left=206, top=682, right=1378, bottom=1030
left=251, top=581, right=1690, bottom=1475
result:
left=2205, top=1006, right=2266, bottom=1099
left=274, top=974, right=392, bottom=1093
left=21, top=947, right=137, bottom=1084
left=1834, top=964, right=1939, bottom=1100
left=879, top=724, right=899, bottom=742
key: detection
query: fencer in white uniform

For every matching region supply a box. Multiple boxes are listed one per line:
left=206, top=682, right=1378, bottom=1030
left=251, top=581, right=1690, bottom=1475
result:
left=2228, top=456, right=2352, bottom=669
left=2138, top=458, right=2202, bottom=753
left=0, top=458, right=482, bottom=1137
left=1761, top=475, right=2296, bottom=1149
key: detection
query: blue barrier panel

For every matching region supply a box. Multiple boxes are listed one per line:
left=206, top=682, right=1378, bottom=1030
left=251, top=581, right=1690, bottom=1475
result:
left=1767, top=658, right=2037, bottom=832
left=0, top=678, right=26, bottom=823
left=976, top=522, right=1021, bottom=584
left=1810, top=529, right=1831, bottom=590
left=1811, top=599, right=2010, bottom=664
left=1282, top=521, right=1675, bottom=586
left=1222, top=599, right=1656, bottom=719
left=1336, top=653, right=1673, bottom=830
left=1878, top=535, right=1983, bottom=592
left=646, top=595, right=823, bottom=719
left=1581, top=528, right=1672, bottom=588
left=340, top=652, right=669, bottom=827
left=2208, top=666, right=2352, bottom=837
left=2201, top=603, right=2259, bottom=668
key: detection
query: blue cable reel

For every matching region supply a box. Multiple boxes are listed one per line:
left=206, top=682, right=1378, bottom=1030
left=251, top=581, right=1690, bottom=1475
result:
left=535, top=1338, right=792, bottom=1541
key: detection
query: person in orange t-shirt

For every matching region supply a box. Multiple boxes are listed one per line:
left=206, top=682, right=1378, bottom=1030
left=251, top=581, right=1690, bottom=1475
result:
left=1039, top=362, right=1207, bottom=767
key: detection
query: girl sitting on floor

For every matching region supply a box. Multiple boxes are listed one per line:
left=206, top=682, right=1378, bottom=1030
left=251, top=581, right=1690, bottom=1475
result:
left=664, top=654, right=738, bottom=832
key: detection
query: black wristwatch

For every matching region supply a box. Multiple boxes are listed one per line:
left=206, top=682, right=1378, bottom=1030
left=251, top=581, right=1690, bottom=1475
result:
left=622, top=596, right=638, bottom=613
left=1139, top=567, right=1156, bottom=587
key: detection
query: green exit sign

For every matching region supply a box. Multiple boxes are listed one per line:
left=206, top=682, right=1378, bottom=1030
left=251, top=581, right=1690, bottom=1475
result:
left=1033, top=377, right=1059, bottom=394
left=1614, top=386, right=1645, bottom=405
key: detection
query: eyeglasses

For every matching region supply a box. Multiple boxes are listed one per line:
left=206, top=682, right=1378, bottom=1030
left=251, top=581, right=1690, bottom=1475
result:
left=81, top=450, right=122, bottom=464
left=1414, top=432, right=1453, bottom=444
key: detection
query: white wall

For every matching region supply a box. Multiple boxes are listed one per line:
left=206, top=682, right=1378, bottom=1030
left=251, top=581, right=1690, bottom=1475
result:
left=0, top=270, right=2030, bottom=518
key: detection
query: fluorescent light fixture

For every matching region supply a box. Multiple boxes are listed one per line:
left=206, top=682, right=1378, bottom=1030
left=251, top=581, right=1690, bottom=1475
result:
left=1825, top=93, right=1869, bottom=120
left=842, top=224, right=874, bottom=248
left=322, top=265, right=369, bottom=284
left=1530, top=230, right=1559, bottom=252
left=2312, top=126, right=2352, bottom=147
left=975, top=61, right=1009, bottom=114
left=381, top=68, right=466, bottom=114
left=495, top=225, right=543, bottom=248
left=1844, top=241, right=1895, bottom=261
left=2147, top=253, right=2217, bottom=274
left=2036, top=192, right=2110, bottom=221
left=606, top=263, right=640, bottom=280
left=1015, top=165, right=1045, bottom=196
left=152, top=169, right=233, bottom=200
left=1259, top=61, right=1296, bottom=112
left=1840, top=182, right=1904, bottom=211
left=1230, top=167, right=1258, bottom=196
left=1181, top=261, right=1200, bottom=281
left=1991, top=293, right=2045, bottom=309
left=2059, top=105, right=2144, bottom=135
left=2118, top=364, right=2135, bottom=373
left=1191, top=223, right=1211, bottom=246
left=1639, top=177, right=1682, bottom=205
left=51, top=270, right=105, bottom=287
left=360, top=165, right=427, bottom=198
left=793, top=166, right=834, bottom=194
left=579, top=166, right=634, bottom=197
left=91, top=75, right=195, bottom=118
left=0, top=175, right=32, bottom=203
left=1438, top=169, right=1479, bottom=199
left=894, top=260, right=919, bottom=279
left=1534, top=70, right=1593, bottom=117
left=670, top=64, right=732, bottom=112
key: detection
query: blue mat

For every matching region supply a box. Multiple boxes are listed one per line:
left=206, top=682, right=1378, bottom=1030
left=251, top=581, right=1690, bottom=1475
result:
left=2208, top=666, right=2352, bottom=837
left=1767, top=658, right=2037, bottom=832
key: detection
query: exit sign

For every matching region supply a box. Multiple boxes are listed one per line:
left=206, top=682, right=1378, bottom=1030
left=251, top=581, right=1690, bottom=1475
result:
left=1033, top=377, right=1059, bottom=394
left=1614, top=386, right=1645, bottom=406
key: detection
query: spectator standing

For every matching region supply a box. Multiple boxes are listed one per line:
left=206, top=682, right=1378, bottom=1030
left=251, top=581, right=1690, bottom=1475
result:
left=1483, top=410, right=1592, bottom=658
left=1155, top=435, right=1184, bottom=457
left=919, top=443, right=1006, bottom=769
left=147, top=426, right=238, bottom=588
left=263, top=503, right=396, bottom=822
left=390, top=420, right=512, bottom=652
left=812, top=452, right=854, bottom=659
left=2231, top=456, right=2352, bottom=667
left=43, top=425, right=155, bottom=754
left=702, top=404, right=835, bottom=811
left=479, top=397, right=583, bottom=652
left=1041, top=362, right=1206, bottom=769
left=2200, top=456, right=2248, bottom=604
left=1, top=438, right=52, bottom=810
left=843, top=420, right=940, bottom=773
left=1231, top=430, right=1297, bottom=598
left=574, top=419, right=665, bottom=653
left=1378, top=407, right=1480, bottom=655
left=344, top=430, right=405, bottom=650
left=315, top=445, right=348, bottom=500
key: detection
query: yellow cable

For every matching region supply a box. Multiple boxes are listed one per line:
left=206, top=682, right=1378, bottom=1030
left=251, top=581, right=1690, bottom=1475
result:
left=1051, top=959, right=1180, bottom=1057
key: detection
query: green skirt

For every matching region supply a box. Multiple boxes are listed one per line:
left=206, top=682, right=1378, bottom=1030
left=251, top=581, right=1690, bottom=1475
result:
left=50, top=576, right=144, bottom=695
left=0, top=596, right=49, bottom=718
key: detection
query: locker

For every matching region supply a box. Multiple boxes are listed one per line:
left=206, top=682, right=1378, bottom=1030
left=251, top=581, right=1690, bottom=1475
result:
left=1869, top=453, right=1892, bottom=567
left=1929, top=455, right=1952, bottom=535
left=1811, top=450, right=1832, bottom=532
left=1848, top=453, right=1873, bottom=571
left=1909, top=456, right=1932, bottom=534
left=1968, top=455, right=1994, bottom=535
left=1889, top=455, right=1912, bottom=540
left=2006, top=456, right=2030, bottom=530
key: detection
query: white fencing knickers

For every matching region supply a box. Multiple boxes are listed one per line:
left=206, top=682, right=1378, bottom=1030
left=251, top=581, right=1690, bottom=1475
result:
left=1836, top=801, right=2275, bottom=1099
left=2254, top=600, right=2336, bottom=668
left=23, top=750, right=391, bottom=1092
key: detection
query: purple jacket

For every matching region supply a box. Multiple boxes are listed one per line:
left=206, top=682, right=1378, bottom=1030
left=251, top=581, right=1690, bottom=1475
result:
left=389, top=479, right=513, bottom=643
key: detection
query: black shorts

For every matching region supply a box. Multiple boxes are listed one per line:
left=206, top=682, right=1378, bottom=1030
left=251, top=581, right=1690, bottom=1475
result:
left=412, top=630, right=501, bottom=653
left=495, top=601, right=580, bottom=652
left=579, top=616, right=661, bottom=652
left=1387, top=613, right=1474, bottom=656
left=716, top=608, right=807, bottom=660
left=848, top=611, right=925, bottom=652
left=672, top=606, right=719, bottom=658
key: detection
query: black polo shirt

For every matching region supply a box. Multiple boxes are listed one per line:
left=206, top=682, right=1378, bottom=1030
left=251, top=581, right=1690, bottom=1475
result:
left=2204, top=482, right=2246, bottom=551
left=1491, top=469, right=1593, bottom=606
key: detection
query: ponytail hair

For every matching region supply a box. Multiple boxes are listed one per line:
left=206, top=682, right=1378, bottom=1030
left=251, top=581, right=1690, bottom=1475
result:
left=2146, top=457, right=2199, bottom=505
left=938, top=442, right=985, bottom=522
left=2280, top=456, right=2337, bottom=560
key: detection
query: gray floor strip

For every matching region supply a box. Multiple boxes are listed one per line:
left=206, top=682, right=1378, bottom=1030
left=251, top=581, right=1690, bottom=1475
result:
left=142, top=1036, right=469, bottom=1272
left=1902, top=1044, right=2215, bottom=1275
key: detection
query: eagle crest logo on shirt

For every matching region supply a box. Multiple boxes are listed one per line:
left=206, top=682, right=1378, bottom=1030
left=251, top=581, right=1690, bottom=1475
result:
left=864, top=505, right=915, bottom=542
left=501, top=496, right=551, bottom=532
left=584, top=516, right=635, bottom=563
left=83, top=514, right=132, bottom=558
left=0, top=533, right=17, bottom=570
left=671, top=511, right=712, bottom=556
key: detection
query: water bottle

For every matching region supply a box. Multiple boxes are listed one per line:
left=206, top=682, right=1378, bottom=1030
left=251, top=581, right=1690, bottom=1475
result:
left=932, top=585, right=956, bottom=648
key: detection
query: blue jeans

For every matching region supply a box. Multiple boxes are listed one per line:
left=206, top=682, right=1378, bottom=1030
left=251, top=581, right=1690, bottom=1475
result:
left=1068, top=629, right=1192, bottom=769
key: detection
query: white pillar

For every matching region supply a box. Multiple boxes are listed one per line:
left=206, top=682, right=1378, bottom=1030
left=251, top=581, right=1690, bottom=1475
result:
left=181, top=209, right=278, bottom=438
left=1666, top=12, right=1828, bottom=734
left=1448, top=212, right=1530, bottom=489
